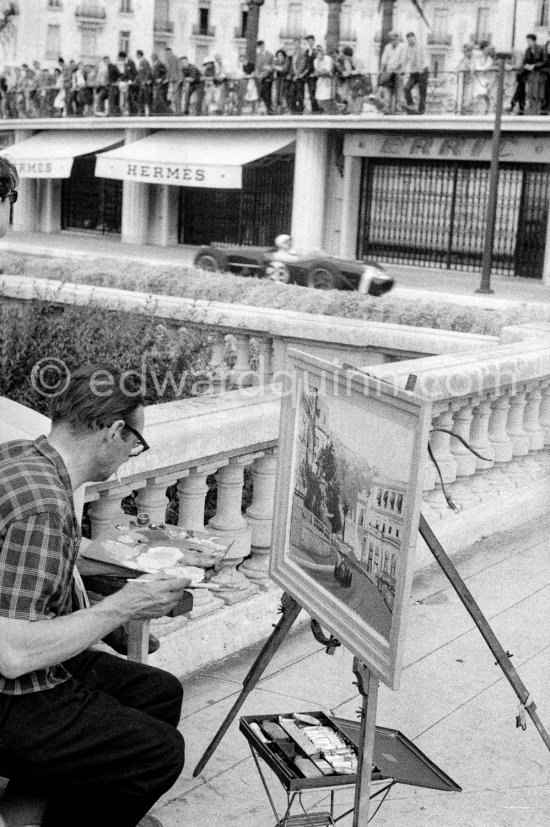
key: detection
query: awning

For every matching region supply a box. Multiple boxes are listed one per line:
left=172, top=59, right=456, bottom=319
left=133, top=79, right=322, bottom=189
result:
left=1, top=130, right=125, bottom=178
left=95, top=130, right=296, bottom=189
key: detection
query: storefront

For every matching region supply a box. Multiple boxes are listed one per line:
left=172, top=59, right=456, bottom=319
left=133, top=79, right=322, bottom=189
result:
left=1, top=130, right=124, bottom=235
left=95, top=130, right=296, bottom=248
left=344, top=132, right=550, bottom=280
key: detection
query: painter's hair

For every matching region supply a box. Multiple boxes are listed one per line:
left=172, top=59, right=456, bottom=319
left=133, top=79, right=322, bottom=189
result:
left=0, top=157, right=18, bottom=201
left=50, top=364, right=144, bottom=433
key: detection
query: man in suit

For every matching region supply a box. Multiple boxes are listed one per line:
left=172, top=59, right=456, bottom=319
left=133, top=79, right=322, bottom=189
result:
left=302, top=34, right=320, bottom=113
left=509, top=33, right=543, bottom=114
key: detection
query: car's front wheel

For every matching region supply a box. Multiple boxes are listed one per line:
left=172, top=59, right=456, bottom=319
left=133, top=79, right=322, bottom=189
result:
left=195, top=253, right=222, bottom=272
left=306, top=266, right=338, bottom=290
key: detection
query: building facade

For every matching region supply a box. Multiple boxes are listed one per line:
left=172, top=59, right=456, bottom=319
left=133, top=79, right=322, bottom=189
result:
left=1, top=1, right=547, bottom=74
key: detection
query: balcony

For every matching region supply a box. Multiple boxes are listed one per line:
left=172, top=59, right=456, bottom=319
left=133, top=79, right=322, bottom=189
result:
left=192, top=23, right=216, bottom=38
left=75, top=3, right=106, bottom=26
left=154, top=18, right=174, bottom=35
left=427, top=32, right=453, bottom=47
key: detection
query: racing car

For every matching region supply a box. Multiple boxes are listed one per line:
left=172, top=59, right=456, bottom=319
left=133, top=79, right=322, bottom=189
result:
left=193, top=242, right=394, bottom=296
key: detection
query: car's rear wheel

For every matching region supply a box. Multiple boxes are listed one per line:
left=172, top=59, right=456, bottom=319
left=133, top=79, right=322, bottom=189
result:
left=195, top=253, right=222, bottom=272
left=306, top=266, right=338, bottom=290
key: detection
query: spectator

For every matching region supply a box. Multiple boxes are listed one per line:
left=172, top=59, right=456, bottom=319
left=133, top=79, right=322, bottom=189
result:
left=0, top=69, right=8, bottom=119
left=539, top=37, right=550, bottom=114
left=70, top=62, right=88, bottom=116
left=403, top=32, right=429, bottom=114
left=135, top=49, right=152, bottom=116
left=213, top=54, right=227, bottom=114
left=83, top=63, right=97, bottom=117
left=273, top=48, right=291, bottom=113
left=151, top=52, right=168, bottom=114
left=288, top=37, right=307, bottom=113
left=313, top=44, right=335, bottom=114
left=509, top=34, right=542, bottom=115
left=94, top=56, right=110, bottom=116
left=380, top=31, right=406, bottom=114
left=164, top=45, right=182, bottom=115
left=255, top=40, right=274, bottom=114
left=242, top=61, right=259, bottom=114
left=457, top=43, right=476, bottom=114
left=472, top=40, right=495, bottom=114
left=303, top=34, right=319, bottom=113
left=119, top=51, right=138, bottom=115
left=103, top=55, right=121, bottom=116
left=52, top=67, right=66, bottom=117
left=335, top=45, right=368, bottom=114
left=180, top=56, right=201, bottom=115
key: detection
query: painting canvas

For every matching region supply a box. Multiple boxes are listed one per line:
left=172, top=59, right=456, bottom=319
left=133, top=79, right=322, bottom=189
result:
left=270, top=350, right=433, bottom=689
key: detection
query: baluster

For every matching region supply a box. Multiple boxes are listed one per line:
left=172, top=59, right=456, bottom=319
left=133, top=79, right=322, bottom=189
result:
left=450, top=401, right=476, bottom=477
left=135, top=475, right=175, bottom=524
left=177, top=466, right=224, bottom=617
left=239, top=450, right=277, bottom=589
left=488, top=393, right=513, bottom=463
left=539, top=382, right=550, bottom=446
left=208, top=457, right=258, bottom=604
left=469, top=397, right=494, bottom=470
left=523, top=384, right=544, bottom=451
left=88, top=486, right=134, bottom=539
left=428, top=406, right=458, bottom=483
left=507, top=387, right=530, bottom=456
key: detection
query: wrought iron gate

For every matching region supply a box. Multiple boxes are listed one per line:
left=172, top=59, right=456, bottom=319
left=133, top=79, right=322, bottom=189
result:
left=62, top=155, right=122, bottom=234
left=357, top=158, right=550, bottom=278
left=179, top=154, right=294, bottom=247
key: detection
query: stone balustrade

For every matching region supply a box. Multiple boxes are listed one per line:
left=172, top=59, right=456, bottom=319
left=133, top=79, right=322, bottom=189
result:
left=0, top=276, right=497, bottom=386
left=367, top=336, right=550, bottom=567
left=3, top=275, right=550, bottom=676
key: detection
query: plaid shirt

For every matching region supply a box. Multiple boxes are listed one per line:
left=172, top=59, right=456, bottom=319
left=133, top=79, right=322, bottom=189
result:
left=0, top=435, right=81, bottom=695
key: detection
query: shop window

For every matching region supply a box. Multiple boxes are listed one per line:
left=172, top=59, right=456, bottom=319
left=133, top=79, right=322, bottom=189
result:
left=538, top=0, right=550, bottom=27
left=288, top=2, right=303, bottom=34
left=45, top=24, right=61, bottom=59
left=389, top=491, right=395, bottom=510
left=178, top=154, right=294, bottom=247
left=396, top=493, right=403, bottom=513
left=120, top=0, right=132, bottom=12
left=238, top=5, right=248, bottom=38
left=62, top=155, right=122, bottom=235
left=376, top=489, right=382, bottom=506
left=383, top=490, right=388, bottom=509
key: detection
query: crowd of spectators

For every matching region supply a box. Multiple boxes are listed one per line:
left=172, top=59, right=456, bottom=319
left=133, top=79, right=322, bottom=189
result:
left=0, top=32, right=534, bottom=119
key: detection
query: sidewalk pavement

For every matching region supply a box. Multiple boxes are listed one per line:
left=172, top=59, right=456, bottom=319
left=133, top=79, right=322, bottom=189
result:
left=2, top=231, right=550, bottom=310
left=153, top=514, right=550, bottom=826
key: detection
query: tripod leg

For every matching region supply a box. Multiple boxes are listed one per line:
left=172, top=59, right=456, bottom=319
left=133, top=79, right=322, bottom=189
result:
left=193, top=592, right=301, bottom=776
left=352, top=658, right=379, bottom=826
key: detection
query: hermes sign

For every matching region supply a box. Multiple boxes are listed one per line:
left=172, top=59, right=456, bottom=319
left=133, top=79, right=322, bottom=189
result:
left=4, top=157, right=73, bottom=178
left=344, top=132, right=550, bottom=164
left=95, top=156, right=242, bottom=189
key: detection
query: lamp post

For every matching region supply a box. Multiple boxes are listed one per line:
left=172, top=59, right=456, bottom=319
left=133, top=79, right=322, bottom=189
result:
left=246, top=0, right=265, bottom=67
left=476, top=52, right=512, bottom=295
left=325, top=0, right=345, bottom=56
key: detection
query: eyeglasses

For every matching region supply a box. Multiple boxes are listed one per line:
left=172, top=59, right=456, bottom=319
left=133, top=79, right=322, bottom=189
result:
left=0, top=191, right=17, bottom=205
left=123, top=422, right=150, bottom=457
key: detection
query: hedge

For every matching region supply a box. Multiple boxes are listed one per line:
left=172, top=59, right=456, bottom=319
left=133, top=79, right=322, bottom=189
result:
left=1, top=251, right=548, bottom=337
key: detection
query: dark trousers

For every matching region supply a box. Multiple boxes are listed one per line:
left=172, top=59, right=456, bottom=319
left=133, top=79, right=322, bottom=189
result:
left=305, top=75, right=319, bottom=112
left=288, top=79, right=304, bottom=112
left=404, top=70, right=428, bottom=113
left=511, top=71, right=527, bottom=111
left=0, top=650, right=185, bottom=827
left=259, top=78, right=273, bottom=113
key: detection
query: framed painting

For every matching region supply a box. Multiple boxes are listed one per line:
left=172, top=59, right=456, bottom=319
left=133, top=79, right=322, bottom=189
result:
left=270, top=349, right=433, bottom=689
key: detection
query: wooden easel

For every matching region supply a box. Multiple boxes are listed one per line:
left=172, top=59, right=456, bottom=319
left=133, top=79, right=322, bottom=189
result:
left=193, top=514, right=550, bottom=824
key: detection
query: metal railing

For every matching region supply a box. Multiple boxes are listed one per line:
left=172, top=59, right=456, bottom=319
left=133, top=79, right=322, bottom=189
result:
left=0, top=69, right=533, bottom=119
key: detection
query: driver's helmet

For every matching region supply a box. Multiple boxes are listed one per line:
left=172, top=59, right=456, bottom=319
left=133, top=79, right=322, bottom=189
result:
left=274, top=234, right=292, bottom=251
